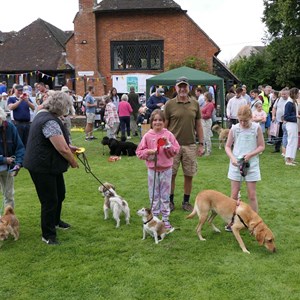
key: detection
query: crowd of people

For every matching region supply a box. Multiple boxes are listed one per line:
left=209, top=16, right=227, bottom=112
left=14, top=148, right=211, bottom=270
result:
left=0, top=78, right=299, bottom=244
left=225, top=84, right=300, bottom=166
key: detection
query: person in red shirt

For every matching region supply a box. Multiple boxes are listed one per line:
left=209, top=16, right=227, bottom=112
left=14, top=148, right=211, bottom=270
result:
left=201, top=92, right=215, bottom=155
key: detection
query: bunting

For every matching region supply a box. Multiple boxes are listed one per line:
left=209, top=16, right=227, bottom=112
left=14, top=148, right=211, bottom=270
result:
left=0, top=70, right=108, bottom=83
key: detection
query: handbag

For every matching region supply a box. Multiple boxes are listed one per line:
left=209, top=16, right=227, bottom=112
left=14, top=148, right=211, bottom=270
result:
left=269, top=121, right=279, bottom=137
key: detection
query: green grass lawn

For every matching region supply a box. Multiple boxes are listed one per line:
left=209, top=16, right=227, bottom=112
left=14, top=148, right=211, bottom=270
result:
left=0, top=130, right=299, bottom=300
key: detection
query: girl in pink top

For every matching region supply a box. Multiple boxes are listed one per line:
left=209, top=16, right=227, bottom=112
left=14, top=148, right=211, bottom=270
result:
left=252, top=102, right=267, bottom=133
left=136, top=109, right=180, bottom=230
left=118, top=94, right=133, bottom=139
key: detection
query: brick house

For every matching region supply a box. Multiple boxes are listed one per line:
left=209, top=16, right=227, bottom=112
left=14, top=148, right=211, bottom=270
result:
left=67, top=0, right=237, bottom=96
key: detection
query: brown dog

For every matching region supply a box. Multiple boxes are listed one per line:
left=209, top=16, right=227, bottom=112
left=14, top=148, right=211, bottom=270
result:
left=0, top=206, right=19, bottom=242
left=186, top=190, right=276, bottom=254
left=211, top=124, right=229, bottom=149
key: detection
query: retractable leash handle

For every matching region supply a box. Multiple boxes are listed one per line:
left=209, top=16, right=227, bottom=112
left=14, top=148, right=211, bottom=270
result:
left=238, top=157, right=250, bottom=177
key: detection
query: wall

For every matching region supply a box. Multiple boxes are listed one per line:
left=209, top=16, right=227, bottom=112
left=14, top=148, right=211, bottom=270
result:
left=70, top=4, right=219, bottom=95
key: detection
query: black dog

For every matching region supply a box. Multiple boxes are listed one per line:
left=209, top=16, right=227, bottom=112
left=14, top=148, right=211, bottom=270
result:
left=101, top=137, right=137, bottom=156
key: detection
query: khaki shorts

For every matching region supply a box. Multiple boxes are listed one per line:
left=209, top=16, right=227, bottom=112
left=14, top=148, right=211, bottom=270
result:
left=172, top=144, right=198, bottom=177
left=86, top=113, right=96, bottom=124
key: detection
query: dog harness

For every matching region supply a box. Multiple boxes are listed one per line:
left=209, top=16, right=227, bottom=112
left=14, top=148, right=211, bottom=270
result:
left=228, top=199, right=248, bottom=229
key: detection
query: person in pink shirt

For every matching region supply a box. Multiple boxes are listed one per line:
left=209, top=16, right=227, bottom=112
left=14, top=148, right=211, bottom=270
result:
left=118, top=94, right=133, bottom=140
left=252, top=102, right=267, bottom=133
left=201, top=92, right=215, bottom=155
left=136, top=109, right=180, bottom=230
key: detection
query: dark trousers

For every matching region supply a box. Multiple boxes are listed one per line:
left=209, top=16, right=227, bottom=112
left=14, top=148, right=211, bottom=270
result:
left=274, top=122, right=283, bottom=151
left=30, top=172, right=66, bottom=239
left=15, top=122, right=31, bottom=147
left=119, top=116, right=131, bottom=137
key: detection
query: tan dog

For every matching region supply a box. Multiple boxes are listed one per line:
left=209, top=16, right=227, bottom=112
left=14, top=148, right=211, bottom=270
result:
left=98, top=182, right=130, bottom=228
left=0, top=206, right=19, bottom=242
left=186, top=190, right=276, bottom=254
left=212, top=124, right=229, bottom=149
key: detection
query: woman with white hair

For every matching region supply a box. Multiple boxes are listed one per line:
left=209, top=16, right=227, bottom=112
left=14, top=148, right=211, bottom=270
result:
left=118, top=93, right=133, bottom=140
left=0, top=107, right=25, bottom=208
left=23, top=91, right=79, bottom=245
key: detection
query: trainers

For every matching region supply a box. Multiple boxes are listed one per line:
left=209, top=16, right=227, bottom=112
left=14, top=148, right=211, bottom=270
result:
left=225, top=225, right=232, bottom=232
left=266, top=141, right=274, bottom=145
left=285, top=162, right=296, bottom=166
left=85, top=137, right=91, bottom=141
left=163, top=221, right=175, bottom=233
left=90, top=136, right=97, bottom=140
left=164, top=220, right=172, bottom=228
left=127, top=136, right=131, bottom=140
left=42, top=237, right=60, bottom=245
left=182, top=202, right=193, bottom=212
left=169, top=202, right=175, bottom=212
left=56, top=220, right=71, bottom=230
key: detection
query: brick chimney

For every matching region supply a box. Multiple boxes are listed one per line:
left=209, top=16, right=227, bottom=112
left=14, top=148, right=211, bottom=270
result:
left=74, top=0, right=104, bottom=96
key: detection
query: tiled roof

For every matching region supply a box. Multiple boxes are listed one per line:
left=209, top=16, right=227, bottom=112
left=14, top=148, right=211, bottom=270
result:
left=0, top=19, right=72, bottom=72
left=0, top=31, right=16, bottom=44
left=95, top=0, right=183, bottom=12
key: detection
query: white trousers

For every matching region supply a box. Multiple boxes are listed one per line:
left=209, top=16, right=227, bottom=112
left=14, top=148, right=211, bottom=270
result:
left=201, top=118, right=213, bottom=153
left=285, top=122, right=298, bottom=160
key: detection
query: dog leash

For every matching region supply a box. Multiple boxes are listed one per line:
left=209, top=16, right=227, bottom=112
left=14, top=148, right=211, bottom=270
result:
left=227, top=157, right=249, bottom=228
left=75, top=150, right=110, bottom=193
left=150, top=152, right=158, bottom=211
left=150, top=138, right=167, bottom=211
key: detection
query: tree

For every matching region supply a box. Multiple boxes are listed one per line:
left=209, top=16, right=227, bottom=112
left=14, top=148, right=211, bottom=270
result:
left=229, top=1, right=300, bottom=89
left=262, top=0, right=300, bottom=86
left=230, top=49, right=277, bottom=90
left=167, top=56, right=209, bottom=72
left=263, top=0, right=300, bottom=37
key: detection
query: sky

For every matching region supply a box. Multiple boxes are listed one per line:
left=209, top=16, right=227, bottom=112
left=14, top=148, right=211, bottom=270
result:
left=0, top=0, right=267, bottom=62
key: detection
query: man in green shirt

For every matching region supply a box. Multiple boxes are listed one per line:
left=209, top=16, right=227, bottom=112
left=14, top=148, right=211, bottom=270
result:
left=164, top=77, right=204, bottom=212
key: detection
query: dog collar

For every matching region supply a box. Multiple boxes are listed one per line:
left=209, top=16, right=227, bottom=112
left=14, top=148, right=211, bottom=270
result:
left=144, top=217, right=153, bottom=225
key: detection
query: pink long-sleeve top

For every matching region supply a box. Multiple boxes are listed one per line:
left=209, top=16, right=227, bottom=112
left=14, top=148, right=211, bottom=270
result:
left=118, top=101, right=133, bottom=117
left=136, top=128, right=180, bottom=171
left=201, top=102, right=215, bottom=119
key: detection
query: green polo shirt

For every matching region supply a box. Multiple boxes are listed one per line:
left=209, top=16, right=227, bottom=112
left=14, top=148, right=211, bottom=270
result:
left=164, top=96, right=201, bottom=145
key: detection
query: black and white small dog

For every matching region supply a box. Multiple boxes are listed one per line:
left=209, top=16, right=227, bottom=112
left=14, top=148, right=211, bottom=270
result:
left=101, top=136, right=137, bottom=156
left=99, top=182, right=130, bottom=228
